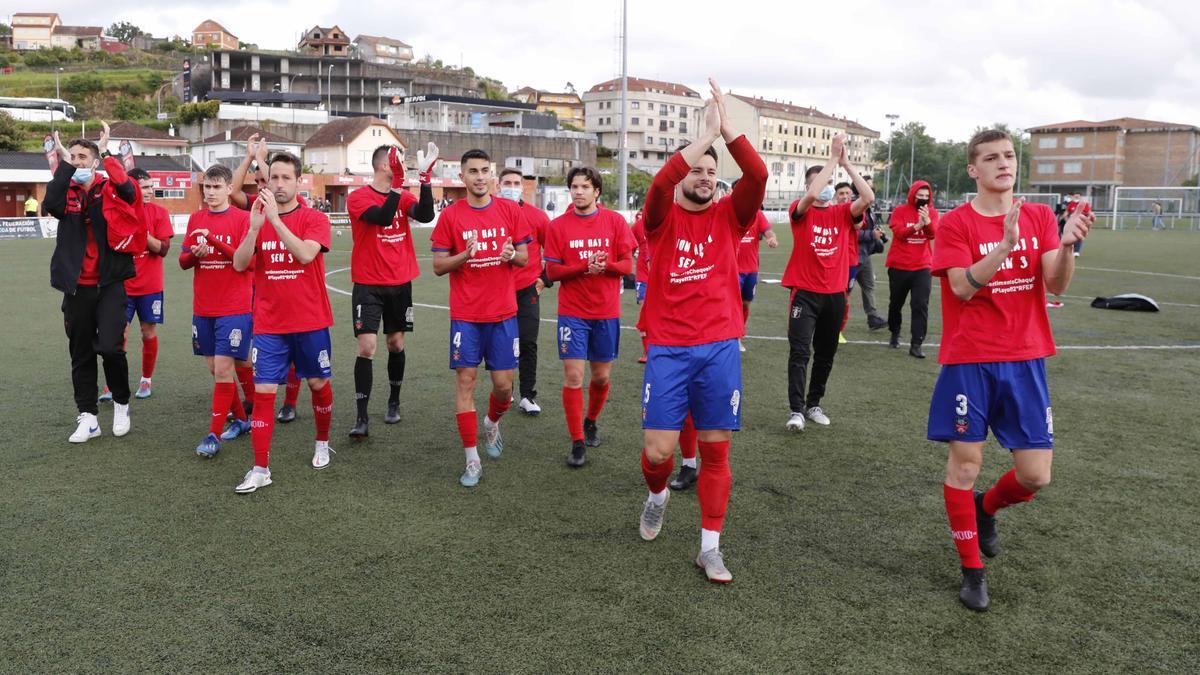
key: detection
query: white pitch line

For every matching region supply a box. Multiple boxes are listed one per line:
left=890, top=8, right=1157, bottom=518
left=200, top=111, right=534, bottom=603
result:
left=1077, top=266, right=1200, bottom=281
left=324, top=268, right=1199, bottom=351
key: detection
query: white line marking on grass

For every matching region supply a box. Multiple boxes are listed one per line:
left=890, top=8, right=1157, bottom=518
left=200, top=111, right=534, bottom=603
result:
left=324, top=268, right=1199, bottom=351
left=1077, top=266, right=1200, bottom=281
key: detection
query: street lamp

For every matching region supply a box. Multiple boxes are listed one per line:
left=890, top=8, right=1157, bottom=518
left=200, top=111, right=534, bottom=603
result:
left=327, top=65, right=334, bottom=113
left=884, top=113, right=899, bottom=204
left=1014, top=127, right=1024, bottom=193
left=909, top=134, right=916, bottom=194
left=379, top=80, right=391, bottom=117
left=55, top=67, right=63, bottom=99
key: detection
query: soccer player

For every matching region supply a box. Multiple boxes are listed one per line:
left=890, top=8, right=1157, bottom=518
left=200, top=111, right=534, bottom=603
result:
left=544, top=166, right=635, bottom=467
left=833, top=182, right=856, bottom=345
left=498, top=167, right=553, bottom=416
left=45, top=124, right=142, bottom=442
left=345, top=143, right=438, bottom=438
left=119, top=169, right=173, bottom=399
left=781, top=134, right=874, bottom=432
left=734, top=182, right=778, bottom=352
left=180, top=164, right=255, bottom=457
left=929, top=129, right=1093, bottom=611
left=887, top=180, right=938, bottom=358
left=431, top=149, right=530, bottom=487
left=231, top=152, right=335, bottom=493
left=631, top=210, right=650, bottom=363
left=637, top=79, right=766, bottom=583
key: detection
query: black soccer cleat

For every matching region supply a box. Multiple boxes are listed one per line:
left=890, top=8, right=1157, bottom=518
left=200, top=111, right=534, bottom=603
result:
left=348, top=418, right=369, bottom=439
left=243, top=400, right=254, bottom=418
left=975, top=491, right=999, bottom=558
left=566, top=440, right=587, bottom=468
left=276, top=404, right=296, bottom=423
left=889, top=333, right=901, bottom=349
left=583, top=418, right=601, bottom=448
left=669, top=465, right=698, bottom=491
left=959, top=567, right=989, bottom=612
left=384, top=401, right=401, bottom=424
left=909, top=344, right=926, bottom=359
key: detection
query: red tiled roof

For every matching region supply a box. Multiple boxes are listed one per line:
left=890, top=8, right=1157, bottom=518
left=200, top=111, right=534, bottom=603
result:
left=587, top=77, right=700, bottom=98
left=84, top=121, right=186, bottom=144
left=1028, top=117, right=1199, bottom=133
left=192, top=19, right=237, bottom=39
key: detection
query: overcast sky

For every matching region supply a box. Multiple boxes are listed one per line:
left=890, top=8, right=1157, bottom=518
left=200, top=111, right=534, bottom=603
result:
left=33, top=0, right=1200, bottom=140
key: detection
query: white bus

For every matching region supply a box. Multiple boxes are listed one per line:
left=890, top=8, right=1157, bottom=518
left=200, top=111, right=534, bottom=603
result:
left=0, top=96, right=77, bottom=122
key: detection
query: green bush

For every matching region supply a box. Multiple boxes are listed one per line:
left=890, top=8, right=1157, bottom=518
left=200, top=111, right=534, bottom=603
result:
left=114, top=97, right=154, bottom=120
left=176, top=100, right=219, bottom=124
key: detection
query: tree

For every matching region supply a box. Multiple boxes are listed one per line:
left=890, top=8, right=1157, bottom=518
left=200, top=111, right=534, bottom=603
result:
left=0, top=111, right=22, bottom=151
left=108, top=21, right=144, bottom=44
left=0, top=23, right=11, bottom=36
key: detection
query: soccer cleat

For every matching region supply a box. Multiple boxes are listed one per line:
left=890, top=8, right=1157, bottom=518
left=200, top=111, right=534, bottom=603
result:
left=785, top=412, right=806, bottom=433
left=669, top=465, right=698, bottom=491
left=518, top=397, right=542, bottom=416
left=276, top=404, right=296, bottom=423
left=637, top=354, right=647, bottom=364
left=312, top=442, right=333, bottom=470
left=696, top=548, right=733, bottom=583
left=1046, top=300, right=1065, bottom=309
left=1073, top=251, right=1080, bottom=257
left=196, top=433, right=221, bottom=458
left=889, top=333, right=901, bottom=349
left=384, top=401, right=401, bottom=424
left=69, top=413, right=101, bottom=443
left=234, top=468, right=272, bottom=494
left=838, top=332, right=847, bottom=345
left=805, top=406, right=831, bottom=426
left=868, top=317, right=888, bottom=331
left=975, top=491, right=1000, bottom=558
left=112, top=402, right=131, bottom=437
left=459, top=460, right=482, bottom=487
left=135, top=380, right=152, bottom=399
left=566, top=439, right=587, bottom=467
left=583, top=418, right=601, bottom=448
left=220, top=418, right=252, bottom=442
left=639, top=490, right=670, bottom=541
left=738, top=339, right=746, bottom=353
left=483, top=417, right=503, bottom=458
left=348, top=418, right=369, bottom=439
left=909, top=344, right=926, bottom=359
left=959, top=567, right=989, bottom=612
left=98, top=387, right=113, bottom=403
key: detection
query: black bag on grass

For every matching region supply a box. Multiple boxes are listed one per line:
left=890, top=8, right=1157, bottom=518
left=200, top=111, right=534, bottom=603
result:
left=1090, top=294, right=1160, bottom=312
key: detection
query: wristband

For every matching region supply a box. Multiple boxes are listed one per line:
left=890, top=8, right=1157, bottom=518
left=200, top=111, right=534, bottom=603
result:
left=965, top=268, right=985, bottom=290
left=101, top=151, right=113, bottom=159
left=419, top=171, right=433, bottom=185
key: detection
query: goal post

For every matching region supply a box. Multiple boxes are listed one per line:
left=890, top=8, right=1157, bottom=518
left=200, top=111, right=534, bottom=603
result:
left=1111, top=187, right=1200, bottom=231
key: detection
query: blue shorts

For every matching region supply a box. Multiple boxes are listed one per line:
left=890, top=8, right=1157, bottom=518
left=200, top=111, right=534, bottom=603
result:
left=450, top=318, right=519, bottom=371
left=928, top=359, right=1054, bottom=450
left=252, top=329, right=333, bottom=384
left=557, top=316, right=620, bottom=362
left=738, top=273, right=759, bottom=302
left=126, top=292, right=164, bottom=324
left=642, top=339, right=742, bottom=431
left=635, top=281, right=647, bottom=304
left=192, top=313, right=253, bottom=361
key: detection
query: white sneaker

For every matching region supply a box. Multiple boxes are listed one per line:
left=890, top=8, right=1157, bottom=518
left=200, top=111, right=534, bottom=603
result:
left=69, top=412, right=101, bottom=443
left=112, top=402, right=131, bottom=437
left=483, top=416, right=503, bottom=458
left=234, top=467, right=272, bottom=493
left=785, top=412, right=806, bottom=433
left=518, top=397, right=542, bottom=416
left=312, top=441, right=333, bottom=470
left=738, top=339, right=746, bottom=353
left=806, top=406, right=831, bottom=426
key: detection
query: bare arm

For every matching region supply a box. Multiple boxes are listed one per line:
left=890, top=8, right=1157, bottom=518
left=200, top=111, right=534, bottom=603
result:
left=1043, top=205, right=1094, bottom=295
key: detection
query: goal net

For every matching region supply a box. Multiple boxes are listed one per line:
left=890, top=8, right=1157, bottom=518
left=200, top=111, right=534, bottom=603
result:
left=1111, top=187, right=1200, bottom=231
left=963, top=192, right=1061, bottom=207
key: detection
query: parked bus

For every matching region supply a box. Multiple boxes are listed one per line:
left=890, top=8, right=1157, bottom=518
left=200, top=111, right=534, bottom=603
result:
left=0, top=96, right=76, bottom=122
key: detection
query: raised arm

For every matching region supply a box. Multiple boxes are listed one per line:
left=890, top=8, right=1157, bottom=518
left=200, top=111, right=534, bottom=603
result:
left=43, top=133, right=75, bottom=219
left=230, top=134, right=259, bottom=210
left=843, top=146, right=875, bottom=221
left=1043, top=203, right=1093, bottom=295
left=645, top=98, right=721, bottom=231
left=793, top=136, right=842, bottom=220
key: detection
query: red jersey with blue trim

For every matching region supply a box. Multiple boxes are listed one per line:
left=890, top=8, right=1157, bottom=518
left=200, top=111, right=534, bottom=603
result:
left=252, top=204, right=333, bottom=334
left=184, top=208, right=253, bottom=317
left=347, top=186, right=421, bottom=286
left=430, top=197, right=532, bottom=322
left=782, top=201, right=856, bottom=294
left=544, top=207, right=636, bottom=320
left=125, top=202, right=174, bottom=296
left=736, top=211, right=772, bottom=274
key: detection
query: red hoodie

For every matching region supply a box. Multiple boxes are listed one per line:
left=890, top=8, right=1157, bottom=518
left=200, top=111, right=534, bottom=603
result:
left=886, top=180, right=938, bottom=271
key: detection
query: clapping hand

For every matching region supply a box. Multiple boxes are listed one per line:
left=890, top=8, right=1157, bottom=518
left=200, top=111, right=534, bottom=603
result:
left=417, top=142, right=439, bottom=183
left=1061, top=200, right=1095, bottom=247
left=500, top=237, right=516, bottom=262
left=1003, top=198, right=1024, bottom=250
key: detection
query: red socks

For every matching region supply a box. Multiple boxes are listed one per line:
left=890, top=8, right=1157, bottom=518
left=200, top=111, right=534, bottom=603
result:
left=311, top=381, right=333, bottom=442
left=983, top=469, right=1037, bottom=516
left=284, top=366, right=301, bottom=406
left=742, top=303, right=750, bottom=329
left=943, top=484, right=983, bottom=569
left=697, top=440, right=731, bottom=532
left=141, top=336, right=158, bottom=379
left=586, top=381, right=609, bottom=421
left=679, top=414, right=698, bottom=460
left=563, top=386, right=584, bottom=442
left=228, top=390, right=247, bottom=421
left=641, top=449, right=674, bottom=494
left=252, top=390, right=277, bottom=468
left=456, top=410, right=477, bottom=448
left=640, top=332, right=648, bottom=358
left=210, top=382, right=236, bottom=435
left=486, top=392, right=511, bottom=424
left=236, top=365, right=255, bottom=407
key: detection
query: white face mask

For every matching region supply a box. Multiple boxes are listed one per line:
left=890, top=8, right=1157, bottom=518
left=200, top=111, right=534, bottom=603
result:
left=499, top=187, right=523, bottom=202
left=818, top=184, right=835, bottom=203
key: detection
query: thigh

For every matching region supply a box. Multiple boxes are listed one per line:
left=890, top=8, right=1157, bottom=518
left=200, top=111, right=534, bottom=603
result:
left=814, top=293, right=844, bottom=338
left=214, top=313, right=253, bottom=362
left=641, top=346, right=692, bottom=431
left=689, top=340, right=743, bottom=431
left=991, top=360, right=1054, bottom=450
left=251, top=333, right=292, bottom=385
left=587, top=318, right=620, bottom=363
left=557, top=316, right=590, bottom=361
left=635, top=282, right=646, bottom=304
left=740, top=273, right=759, bottom=302
left=928, top=363, right=992, bottom=443
left=96, top=283, right=129, bottom=351
left=192, top=315, right=217, bottom=356
left=352, top=283, right=384, bottom=336
left=137, top=292, right=165, bottom=324
left=482, top=317, right=520, bottom=371
left=381, top=283, right=414, bottom=335
left=788, top=290, right=820, bottom=342
left=292, top=329, right=333, bottom=380
left=449, top=321, right=483, bottom=370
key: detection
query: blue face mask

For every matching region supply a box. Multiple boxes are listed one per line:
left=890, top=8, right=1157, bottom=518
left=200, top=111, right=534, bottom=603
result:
left=818, top=184, right=835, bottom=203
left=71, top=167, right=94, bottom=185
left=499, top=187, right=523, bottom=202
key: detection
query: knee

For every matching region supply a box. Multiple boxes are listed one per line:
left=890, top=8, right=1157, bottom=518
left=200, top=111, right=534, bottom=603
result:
left=357, top=342, right=376, bottom=359
left=946, top=458, right=982, bottom=487
left=590, top=373, right=610, bottom=388
left=643, top=442, right=673, bottom=464
left=386, top=335, right=405, bottom=353
left=493, top=381, right=513, bottom=398
left=1016, top=468, right=1051, bottom=492
left=563, top=372, right=584, bottom=388
left=141, top=324, right=157, bottom=340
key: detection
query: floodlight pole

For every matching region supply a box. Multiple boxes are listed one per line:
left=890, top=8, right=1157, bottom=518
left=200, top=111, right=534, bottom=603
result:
left=884, top=114, right=899, bottom=203
left=617, top=0, right=629, bottom=214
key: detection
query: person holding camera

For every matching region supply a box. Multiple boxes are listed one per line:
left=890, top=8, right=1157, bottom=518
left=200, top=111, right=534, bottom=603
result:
left=886, top=180, right=938, bottom=358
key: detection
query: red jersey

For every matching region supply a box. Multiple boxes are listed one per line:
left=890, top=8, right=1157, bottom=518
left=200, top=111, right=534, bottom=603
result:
left=184, top=208, right=253, bottom=317
left=886, top=180, right=939, bottom=271
left=347, top=186, right=420, bottom=286
left=736, top=211, right=772, bottom=274
left=430, top=197, right=532, bottom=323
left=931, top=201, right=1061, bottom=365
left=782, top=201, right=857, bottom=294
left=513, top=201, right=550, bottom=291
left=544, top=208, right=636, bottom=320
left=632, top=217, right=650, bottom=282
left=125, top=202, right=174, bottom=296
left=252, top=204, right=334, bottom=334
left=640, top=135, right=768, bottom=346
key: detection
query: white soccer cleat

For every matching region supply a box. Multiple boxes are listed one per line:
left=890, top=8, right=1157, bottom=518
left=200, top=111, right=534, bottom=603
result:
left=805, top=406, right=831, bottom=426
left=696, top=547, right=733, bottom=583
left=785, top=412, right=806, bottom=433
left=738, top=339, right=746, bottom=353
left=639, top=490, right=670, bottom=541
left=483, top=417, right=503, bottom=458
left=312, top=441, right=333, bottom=470
left=69, top=413, right=101, bottom=443
left=235, top=467, right=272, bottom=494
left=112, top=402, right=131, bottom=437
left=518, top=397, right=541, bottom=416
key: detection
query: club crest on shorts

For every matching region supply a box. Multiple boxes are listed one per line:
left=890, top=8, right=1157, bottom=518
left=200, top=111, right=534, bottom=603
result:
left=955, top=416, right=969, bottom=435
left=1046, top=407, right=1054, bottom=435
left=406, top=306, right=414, bottom=323
left=229, top=329, right=243, bottom=348
left=192, top=324, right=199, bottom=338
left=318, top=349, right=331, bottom=369
left=151, top=300, right=162, bottom=316
left=452, top=348, right=461, bottom=362
left=791, top=305, right=801, bottom=319
left=512, top=338, right=520, bottom=358
left=730, top=389, right=741, bottom=416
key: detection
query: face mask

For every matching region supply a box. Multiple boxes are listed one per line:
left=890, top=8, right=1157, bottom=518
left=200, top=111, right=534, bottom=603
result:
left=818, top=185, right=835, bottom=203
left=915, top=197, right=929, bottom=208
left=499, top=187, right=523, bottom=202
left=71, top=167, right=94, bottom=185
